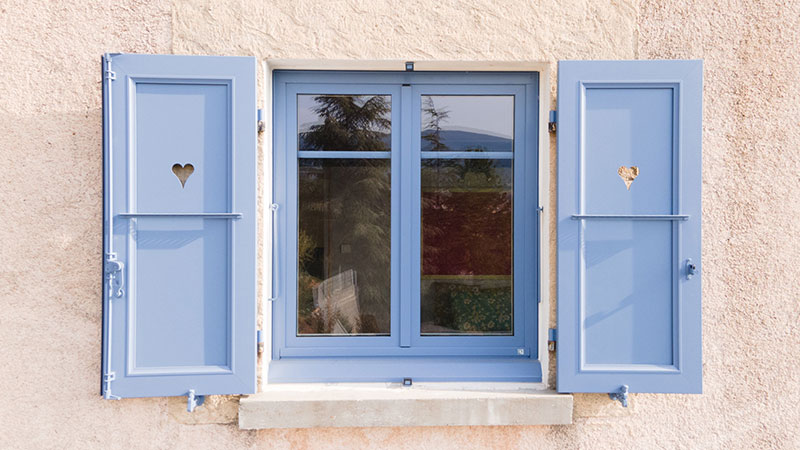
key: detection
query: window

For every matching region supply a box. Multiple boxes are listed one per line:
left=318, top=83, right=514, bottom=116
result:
left=271, top=71, right=541, bottom=382
left=102, top=56, right=702, bottom=409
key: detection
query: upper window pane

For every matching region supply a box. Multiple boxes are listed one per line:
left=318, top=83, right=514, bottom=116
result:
left=298, top=95, right=391, bottom=151
left=421, top=95, right=514, bottom=152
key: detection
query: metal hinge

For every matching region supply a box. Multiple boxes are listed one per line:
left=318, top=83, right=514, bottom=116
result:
left=257, top=330, right=265, bottom=353
left=104, top=55, right=116, bottom=81
left=548, top=110, right=557, bottom=133
left=257, top=109, right=265, bottom=133
left=187, top=389, right=205, bottom=412
left=105, top=253, right=125, bottom=299
left=548, top=328, right=557, bottom=352
left=102, top=372, right=120, bottom=400
left=609, top=385, right=629, bottom=407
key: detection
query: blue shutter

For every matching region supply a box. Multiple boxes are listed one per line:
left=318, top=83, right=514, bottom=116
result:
left=556, top=60, right=702, bottom=396
left=101, top=54, right=257, bottom=401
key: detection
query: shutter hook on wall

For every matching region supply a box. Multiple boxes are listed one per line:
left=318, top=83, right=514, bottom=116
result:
left=187, top=389, right=205, bottom=412
left=609, top=385, right=629, bottom=407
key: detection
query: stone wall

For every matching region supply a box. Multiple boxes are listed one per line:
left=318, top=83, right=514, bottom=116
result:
left=1, top=1, right=798, bottom=448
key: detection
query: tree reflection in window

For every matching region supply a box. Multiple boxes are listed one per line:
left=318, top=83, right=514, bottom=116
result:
left=297, top=95, right=392, bottom=336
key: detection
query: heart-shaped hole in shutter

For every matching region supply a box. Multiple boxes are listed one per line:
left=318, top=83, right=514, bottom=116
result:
left=172, top=163, right=195, bottom=188
left=617, top=165, right=639, bottom=190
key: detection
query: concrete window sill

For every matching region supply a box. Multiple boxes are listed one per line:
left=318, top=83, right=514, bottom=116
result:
left=239, top=384, right=572, bottom=429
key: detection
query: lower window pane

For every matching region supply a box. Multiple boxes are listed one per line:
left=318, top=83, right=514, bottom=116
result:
left=298, top=158, right=391, bottom=336
left=421, top=158, right=513, bottom=335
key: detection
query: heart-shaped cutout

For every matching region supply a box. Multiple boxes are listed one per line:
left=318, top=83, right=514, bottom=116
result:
left=172, top=163, right=194, bottom=188
left=617, top=165, right=639, bottom=190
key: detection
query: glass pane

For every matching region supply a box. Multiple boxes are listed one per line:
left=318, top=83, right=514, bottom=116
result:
left=421, top=95, right=513, bottom=152
left=298, top=95, right=391, bottom=151
left=420, top=158, right=513, bottom=335
left=298, top=158, right=391, bottom=336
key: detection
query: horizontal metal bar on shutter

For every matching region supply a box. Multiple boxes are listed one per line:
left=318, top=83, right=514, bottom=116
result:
left=571, top=214, right=689, bottom=221
left=118, top=213, right=242, bottom=219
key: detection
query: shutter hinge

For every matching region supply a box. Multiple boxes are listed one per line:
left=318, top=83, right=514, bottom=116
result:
left=257, top=109, right=265, bottom=133
left=104, top=55, right=116, bottom=81
left=187, top=389, right=205, bottom=413
left=257, top=330, right=265, bottom=353
left=102, top=371, right=120, bottom=400
left=548, top=110, right=557, bottom=133
left=547, top=328, right=557, bottom=352
left=105, top=253, right=125, bottom=299
left=609, top=385, right=629, bottom=408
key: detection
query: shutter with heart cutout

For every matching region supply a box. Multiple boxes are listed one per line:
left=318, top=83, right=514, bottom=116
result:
left=101, top=54, right=257, bottom=409
left=556, top=60, right=703, bottom=403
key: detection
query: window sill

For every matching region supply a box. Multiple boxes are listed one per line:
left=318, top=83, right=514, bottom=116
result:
left=238, top=384, right=572, bottom=429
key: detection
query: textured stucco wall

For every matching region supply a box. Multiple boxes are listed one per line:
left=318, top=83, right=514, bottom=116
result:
left=1, top=0, right=799, bottom=449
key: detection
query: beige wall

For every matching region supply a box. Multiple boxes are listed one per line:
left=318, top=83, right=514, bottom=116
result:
left=1, top=0, right=799, bottom=448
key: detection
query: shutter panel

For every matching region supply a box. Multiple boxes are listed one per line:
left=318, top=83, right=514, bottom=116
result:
left=102, top=54, right=257, bottom=401
left=556, top=60, right=702, bottom=396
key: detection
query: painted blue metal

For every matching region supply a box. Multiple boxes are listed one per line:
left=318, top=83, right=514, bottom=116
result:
left=297, top=150, right=391, bottom=159
left=186, top=389, right=205, bottom=412
left=118, top=213, right=242, bottom=218
left=268, top=357, right=542, bottom=383
left=685, top=258, right=698, bottom=280
left=571, top=214, right=689, bottom=221
left=609, top=385, right=629, bottom=407
left=102, top=54, right=257, bottom=399
left=419, top=151, right=514, bottom=159
left=557, top=60, right=703, bottom=395
left=271, top=71, right=540, bottom=382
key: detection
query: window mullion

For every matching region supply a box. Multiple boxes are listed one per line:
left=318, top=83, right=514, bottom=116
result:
left=398, top=84, right=413, bottom=348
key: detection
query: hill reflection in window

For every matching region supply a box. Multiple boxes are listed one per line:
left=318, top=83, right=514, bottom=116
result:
left=421, top=95, right=514, bottom=336
left=421, top=95, right=513, bottom=152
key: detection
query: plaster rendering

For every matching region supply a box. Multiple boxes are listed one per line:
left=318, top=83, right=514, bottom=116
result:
left=1, top=0, right=798, bottom=449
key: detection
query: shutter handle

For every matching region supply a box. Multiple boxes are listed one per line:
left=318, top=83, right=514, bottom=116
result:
left=685, top=259, right=698, bottom=280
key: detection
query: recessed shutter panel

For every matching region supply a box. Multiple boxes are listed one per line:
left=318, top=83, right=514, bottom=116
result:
left=556, top=60, right=702, bottom=396
left=101, top=54, right=257, bottom=401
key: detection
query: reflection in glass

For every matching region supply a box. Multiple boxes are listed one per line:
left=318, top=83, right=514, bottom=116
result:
left=298, top=95, right=391, bottom=151
left=421, top=96, right=514, bottom=152
left=421, top=158, right=513, bottom=335
left=298, top=159, right=391, bottom=336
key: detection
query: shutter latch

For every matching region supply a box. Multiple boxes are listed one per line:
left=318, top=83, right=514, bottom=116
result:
left=609, top=385, right=629, bottom=407
left=105, top=253, right=125, bottom=299
left=685, top=258, right=698, bottom=280
left=187, top=389, right=205, bottom=413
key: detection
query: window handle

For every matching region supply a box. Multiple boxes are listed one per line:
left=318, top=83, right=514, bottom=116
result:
left=268, top=203, right=279, bottom=302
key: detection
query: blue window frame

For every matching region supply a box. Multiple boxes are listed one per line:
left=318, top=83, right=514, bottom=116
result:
left=271, top=71, right=541, bottom=382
